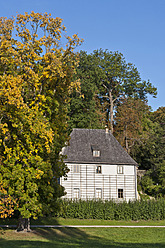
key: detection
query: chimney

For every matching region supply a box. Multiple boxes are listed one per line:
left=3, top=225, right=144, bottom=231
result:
left=105, top=125, right=109, bottom=134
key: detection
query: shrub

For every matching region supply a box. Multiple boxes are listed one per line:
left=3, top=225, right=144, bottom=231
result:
left=56, top=198, right=165, bottom=221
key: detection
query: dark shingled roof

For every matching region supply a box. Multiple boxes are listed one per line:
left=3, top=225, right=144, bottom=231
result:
left=62, top=128, right=138, bottom=165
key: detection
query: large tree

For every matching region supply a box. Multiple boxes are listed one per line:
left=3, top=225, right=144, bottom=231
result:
left=114, top=102, right=165, bottom=197
left=114, top=97, right=150, bottom=153
left=70, top=49, right=157, bottom=133
left=94, top=49, right=157, bottom=133
left=0, top=12, right=82, bottom=231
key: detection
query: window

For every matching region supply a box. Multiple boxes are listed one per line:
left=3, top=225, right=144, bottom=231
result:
left=117, top=165, right=123, bottom=174
left=91, top=145, right=101, bottom=157
left=73, top=165, right=80, bottom=173
left=96, top=188, right=102, bottom=199
left=96, top=166, right=102, bottom=174
left=73, top=188, right=80, bottom=198
left=118, top=189, right=123, bottom=199
left=93, top=150, right=100, bottom=157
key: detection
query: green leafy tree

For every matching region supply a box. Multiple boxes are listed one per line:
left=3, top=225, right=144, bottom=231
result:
left=131, top=121, right=164, bottom=169
left=69, top=49, right=157, bottom=133
left=131, top=107, right=165, bottom=197
left=68, top=50, right=106, bottom=130
left=93, top=49, right=157, bottom=133
left=131, top=107, right=165, bottom=170
left=140, top=160, right=165, bottom=197
left=0, top=12, right=82, bottom=231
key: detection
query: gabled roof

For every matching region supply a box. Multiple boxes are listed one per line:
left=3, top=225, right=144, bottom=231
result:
left=62, top=128, right=138, bottom=165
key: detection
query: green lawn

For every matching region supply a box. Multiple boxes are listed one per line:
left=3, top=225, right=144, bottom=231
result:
left=1, top=217, right=165, bottom=226
left=0, top=227, right=165, bottom=248
left=0, top=217, right=165, bottom=247
left=32, top=217, right=165, bottom=226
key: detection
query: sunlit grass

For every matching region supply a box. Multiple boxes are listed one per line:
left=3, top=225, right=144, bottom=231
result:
left=0, top=227, right=165, bottom=248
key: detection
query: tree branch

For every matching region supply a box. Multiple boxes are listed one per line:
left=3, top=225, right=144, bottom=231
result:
left=102, top=83, right=108, bottom=90
left=95, top=94, right=109, bottom=99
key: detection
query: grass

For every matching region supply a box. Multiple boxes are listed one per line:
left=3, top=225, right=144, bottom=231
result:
left=32, top=217, right=165, bottom=226
left=0, top=227, right=165, bottom=248
left=0, top=217, right=165, bottom=247
left=1, top=216, right=165, bottom=226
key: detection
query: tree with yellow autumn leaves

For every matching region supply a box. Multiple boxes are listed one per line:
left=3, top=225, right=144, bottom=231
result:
left=0, top=12, right=82, bottom=231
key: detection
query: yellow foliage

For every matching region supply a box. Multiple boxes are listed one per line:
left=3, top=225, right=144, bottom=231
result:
left=35, top=169, right=44, bottom=179
left=0, top=11, right=82, bottom=219
left=0, top=184, right=17, bottom=218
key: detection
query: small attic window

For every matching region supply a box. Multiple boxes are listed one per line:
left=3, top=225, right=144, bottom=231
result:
left=92, top=146, right=100, bottom=157
left=93, top=150, right=100, bottom=157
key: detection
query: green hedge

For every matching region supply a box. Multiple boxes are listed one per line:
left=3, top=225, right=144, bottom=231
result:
left=55, top=198, right=165, bottom=220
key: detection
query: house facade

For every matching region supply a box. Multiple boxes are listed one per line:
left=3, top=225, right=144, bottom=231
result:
left=60, top=128, right=138, bottom=201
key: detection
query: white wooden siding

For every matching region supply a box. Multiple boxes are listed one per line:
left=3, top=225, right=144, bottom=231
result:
left=61, top=163, right=136, bottom=201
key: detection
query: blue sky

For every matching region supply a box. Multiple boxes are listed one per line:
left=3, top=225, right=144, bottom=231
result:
left=1, top=0, right=165, bottom=111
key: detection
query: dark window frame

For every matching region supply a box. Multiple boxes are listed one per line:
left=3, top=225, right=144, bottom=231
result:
left=118, top=189, right=124, bottom=198
left=96, top=165, right=102, bottom=174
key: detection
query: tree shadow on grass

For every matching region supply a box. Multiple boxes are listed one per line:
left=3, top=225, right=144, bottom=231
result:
left=1, top=217, right=165, bottom=248
left=35, top=227, right=165, bottom=248
left=0, top=226, right=165, bottom=248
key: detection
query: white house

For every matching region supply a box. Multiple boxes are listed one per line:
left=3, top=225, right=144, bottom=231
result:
left=60, top=128, right=138, bottom=201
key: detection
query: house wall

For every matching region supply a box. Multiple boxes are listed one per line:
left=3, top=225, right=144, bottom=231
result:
left=60, top=163, right=137, bottom=201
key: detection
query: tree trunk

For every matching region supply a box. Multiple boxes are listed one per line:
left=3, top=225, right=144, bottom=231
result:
left=17, top=216, right=31, bottom=232
left=109, top=90, right=114, bottom=134
left=125, top=124, right=129, bottom=153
